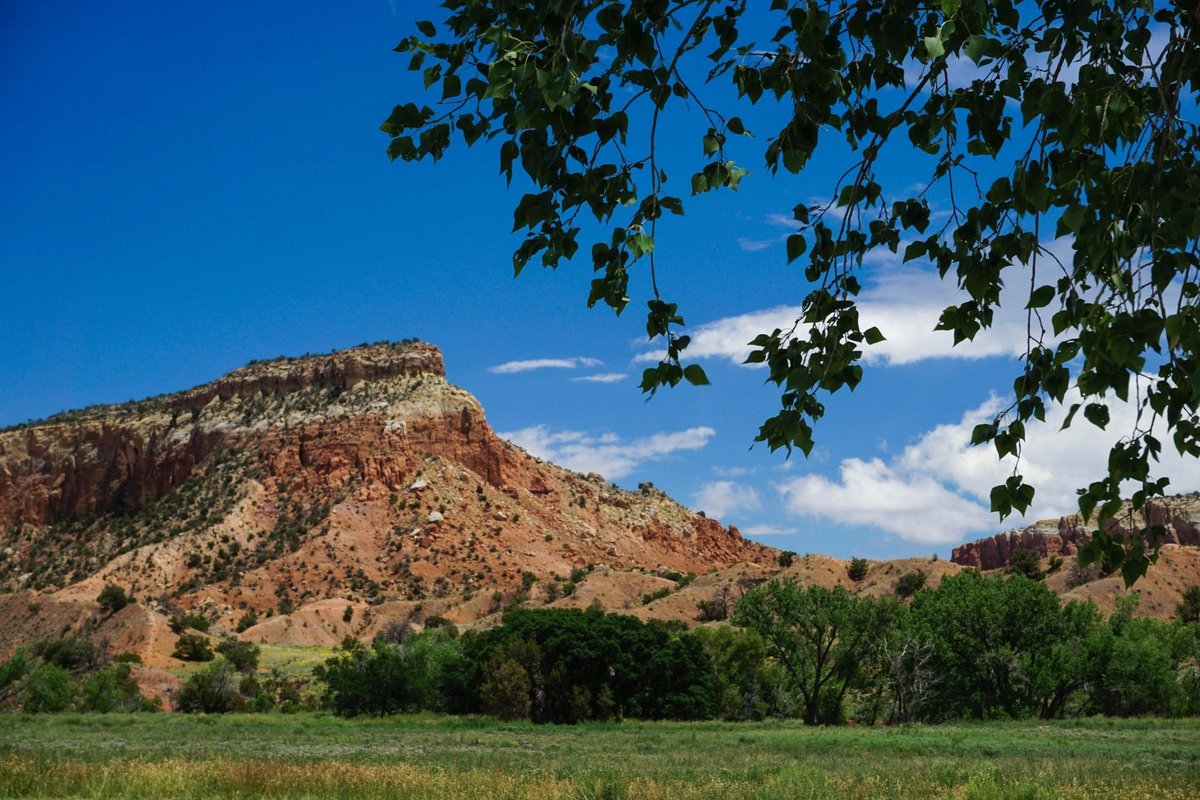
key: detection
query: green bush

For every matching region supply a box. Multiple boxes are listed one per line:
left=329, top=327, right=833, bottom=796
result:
left=847, top=558, right=869, bottom=582
left=21, top=665, right=74, bottom=713
left=175, top=659, right=244, bottom=713
left=37, top=637, right=97, bottom=671
left=235, top=610, right=259, bottom=633
left=215, top=638, right=260, bottom=673
left=77, top=664, right=151, bottom=712
left=96, top=584, right=131, bottom=615
left=0, top=648, right=30, bottom=692
left=168, top=612, right=210, bottom=634
left=173, top=633, right=214, bottom=662
left=895, top=571, right=927, bottom=598
left=1178, top=586, right=1200, bottom=625
left=642, top=587, right=672, bottom=605
left=314, top=631, right=462, bottom=717
left=479, top=656, right=532, bottom=721
left=1007, top=548, right=1045, bottom=581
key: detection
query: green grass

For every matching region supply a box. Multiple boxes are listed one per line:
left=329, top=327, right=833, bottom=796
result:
left=0, top=714, right=1197, bottom=798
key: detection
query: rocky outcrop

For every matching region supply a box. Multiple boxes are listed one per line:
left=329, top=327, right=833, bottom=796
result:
left=174, top=342, right=444, bottom=411
left=0, top=343, right=447, bottom=527
left=0, top=342, right=774, bottom=659
left=951, top=494, right=1200, bottom=570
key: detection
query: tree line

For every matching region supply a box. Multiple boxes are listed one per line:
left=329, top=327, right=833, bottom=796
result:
left=315, top=572, right=1200, bottom=723
left=2, top=572, right=1197, bottom=721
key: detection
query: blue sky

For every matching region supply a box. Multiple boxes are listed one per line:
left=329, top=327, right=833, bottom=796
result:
left=3, top=2, right=1196, bottom=559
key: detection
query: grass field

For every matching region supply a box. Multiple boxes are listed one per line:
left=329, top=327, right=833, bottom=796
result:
left=1, top=714, right=1197, bottom=799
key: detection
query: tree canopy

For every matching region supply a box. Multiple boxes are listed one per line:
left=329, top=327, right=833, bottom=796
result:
left=383, top=0, right=1200, bottom=583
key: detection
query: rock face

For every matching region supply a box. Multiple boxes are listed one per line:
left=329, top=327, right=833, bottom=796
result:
left=0, top=343, right=446, bottom=527
left=0, top=342, right=774, bottom=660
left=950, top=494, right=1200, bottom=570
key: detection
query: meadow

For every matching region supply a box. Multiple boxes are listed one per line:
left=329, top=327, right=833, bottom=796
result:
left=0, top=714, right=1197, bottom=799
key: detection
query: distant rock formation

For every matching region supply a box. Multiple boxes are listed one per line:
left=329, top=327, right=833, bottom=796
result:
left=950, top=494, right=1200, bottom=570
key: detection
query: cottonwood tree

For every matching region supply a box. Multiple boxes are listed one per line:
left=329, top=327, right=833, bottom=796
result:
left=384, top=0, right=1200, bottom=583
left=732, top=581, right=880, bottom=724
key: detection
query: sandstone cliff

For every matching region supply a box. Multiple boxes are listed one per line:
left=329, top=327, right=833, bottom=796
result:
left=950, top=494, right=1200, bottom=570
left=0, top=342, right=773, bottom=663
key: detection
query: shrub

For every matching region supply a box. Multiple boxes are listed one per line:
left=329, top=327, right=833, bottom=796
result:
left=374, top=620, right=410, bottom=645
left=697, top=589, right=731, bottom=622
left=777, top=551, right=796, bottom=568
left=96, top=584, right=131, bottom=615
left=642, top=587, right=672, bottom=605
left=173, top=633, right=214, bottom=662
left=1008, top=548, right=1045, bottom=581
left=1178, top=586, right=1200, bottom=626
left=0, top=648, right=31, bottom=693
left=235, top=610, right=259, bottom=633
left=1047, top=555, right=1064, bottom=574
left=175, top=659, right=244, bottom=713
left=37, top=637, right=97, bottom=671
left=77, top=664, right=148, bottom=713
left=479, top=656, right=532, bottom=720
left=215, top=638, right=260, bottom=673
left=168, top=612, right=210, bottom=634
left=315, top=633, right=461, bottom=717
left=895, top=571, right=927, bottom=598
left=21, top=664, right=74, bottom=713
left=847, top=558, right=869, bottom=582
left=1067, top=559, right=1100, bottom=588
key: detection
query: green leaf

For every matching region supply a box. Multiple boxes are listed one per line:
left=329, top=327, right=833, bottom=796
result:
left=786, top=235, right=807, bottom=263
left=1026, top=285, right=1055, bottom=309
left=683, top=364, right=710, bottom=386
left=963, top=35, right=1000, bottom=65
left=970, top=423, right=995, bottom=445
left=990, top=485, right=1012, bottom=518
left=628, top=232, right=654, bottom=258
left=1083, top=403, right=1110, bottom=430
left=924, top=36, right=945, bottom=61
left=660, top=196, right=684, bottom=216
left=863, top=327, right=886, bottom=345
left=415, top=20, right=436, bottom=37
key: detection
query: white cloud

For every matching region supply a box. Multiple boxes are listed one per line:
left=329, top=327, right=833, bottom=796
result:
left=489, top=356, right=602, bottom=374
left=778, top=388, right=1200, bottom=545
left=896, top=389, right=1200, bottom=518
left=571, top=372, right=627, bottom=384
left=735, top=213, right=798, bottom=252
left=778, top=458, right=996, bottom=545
left=691, top=481, right=761, bottom=518
left=634, top=243, right=1062, bottom=367
left=737, top=237, right=775, bottom=253
left=741, top=523, right=798, bottom=537
left=713, top=465, right=753, bottom=478
left=500, top=425, right=716, bottom=480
